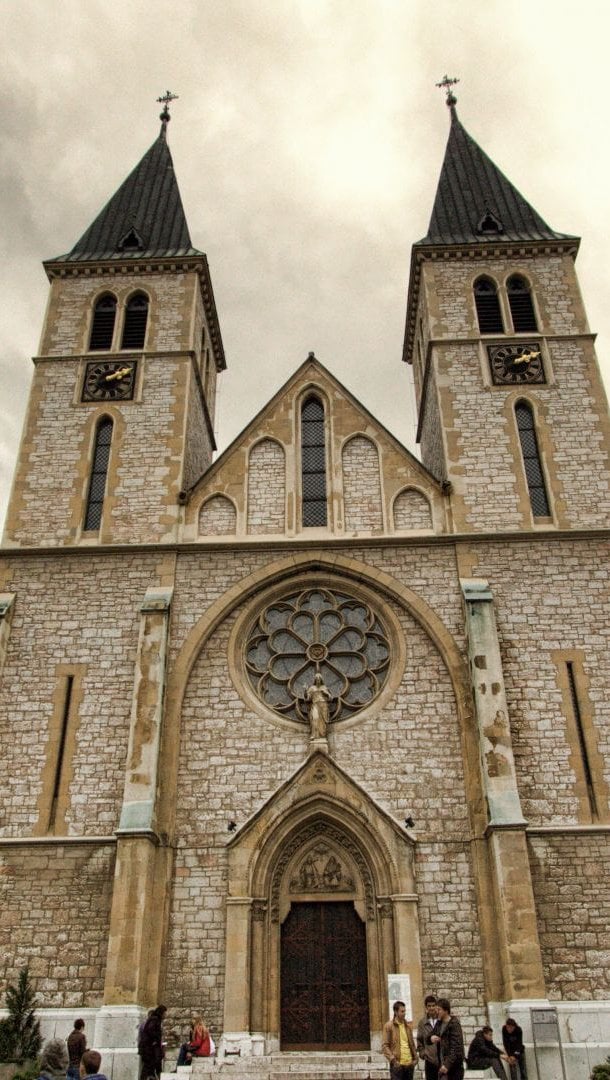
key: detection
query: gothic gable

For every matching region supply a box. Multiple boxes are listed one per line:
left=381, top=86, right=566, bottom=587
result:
left=184, top=357, right=445, bottom=539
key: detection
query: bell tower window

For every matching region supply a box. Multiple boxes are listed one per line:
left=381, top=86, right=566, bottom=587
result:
left=301, top=396, right=327, bottom=527
left=84, top=417, right=113, bottom=531
left=474, top=277, right=503, bottom=334
left=121, top=293, right=149, bottom=350
left=507, top=275, right=538, bottom=332
left=515, top=401, right=550, bottom=517
left=89, top=294, right=117, bottom=351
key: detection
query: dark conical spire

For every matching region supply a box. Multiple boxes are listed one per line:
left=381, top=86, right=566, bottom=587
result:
left=50, top=129, right=202, bottom=263
left=418, top=107, right=575, bottom=246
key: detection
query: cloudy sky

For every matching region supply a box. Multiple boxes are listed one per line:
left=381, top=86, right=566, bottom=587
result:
left=1, top=0, right=609, bottom=532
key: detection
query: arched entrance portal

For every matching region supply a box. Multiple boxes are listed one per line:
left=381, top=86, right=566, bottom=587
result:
left=223, top=752, right=423, bottom=1054
left=281, top=900, right=370, bottom=1050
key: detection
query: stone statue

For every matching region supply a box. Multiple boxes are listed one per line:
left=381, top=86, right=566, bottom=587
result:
left=306, top=673, right=331, bottom=740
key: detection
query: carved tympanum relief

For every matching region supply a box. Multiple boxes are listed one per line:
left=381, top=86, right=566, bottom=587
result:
left=290, top=843, right=355, bottom=893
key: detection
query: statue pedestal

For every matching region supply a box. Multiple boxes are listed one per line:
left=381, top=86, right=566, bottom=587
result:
left=308, top=737, right=329, bottom=754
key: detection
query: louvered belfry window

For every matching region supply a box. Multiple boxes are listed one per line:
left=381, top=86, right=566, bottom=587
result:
left=301, top=396, right=327, bottom=527
left=84, top=418, right=113, bottom=531
left=515, top=402, right=550, bottom=517
left=474, top=277, right=504, bottom=334
left=121, top=293, right=149, bottom=350
left=507, top=275, right=538, bottom=332
left=89, top=294, right=117, bottom=351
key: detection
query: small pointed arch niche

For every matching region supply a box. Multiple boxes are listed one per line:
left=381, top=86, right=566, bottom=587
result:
left=198, top=493, right=237, bottom=536
left=507, top=273, right=538, bottom=332
left=247, top=438, right=286, bottom=534
left=342, top=434, right=383, bottom=533
left=392, top=487, right=433, bottom=531
left=473, top=275, right=504, bottom=334
left=120, top=291, right=149, bottom=350
left=89, top=292, right=117, bottom=351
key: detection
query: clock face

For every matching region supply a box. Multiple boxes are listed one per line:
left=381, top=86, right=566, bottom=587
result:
left=488, top=343, right=545, bottom=385
left=82, top=360, right=137, bottom=401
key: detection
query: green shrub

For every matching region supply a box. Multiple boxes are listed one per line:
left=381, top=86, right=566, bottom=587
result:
left=0, top=968, right=42, bottom=1064
left=592, top=1055, right=610, bottom=1079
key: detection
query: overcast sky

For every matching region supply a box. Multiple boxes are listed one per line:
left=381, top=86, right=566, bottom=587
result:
left=1, top=0, right=609, bottom=533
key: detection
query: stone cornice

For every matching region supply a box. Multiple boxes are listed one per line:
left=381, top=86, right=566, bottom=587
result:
left=1, top=526, right=609, bottom=560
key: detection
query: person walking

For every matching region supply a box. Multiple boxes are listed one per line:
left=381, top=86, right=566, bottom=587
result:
left=429, top=999, right=464, bottom=1080
left=382, top=1000, right=417, bottom=1080
left=416, top=995, right=439, bottom=1080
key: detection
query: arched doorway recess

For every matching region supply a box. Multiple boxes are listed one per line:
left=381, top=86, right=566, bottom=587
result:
left=223, top=752, right=422, bottom=1054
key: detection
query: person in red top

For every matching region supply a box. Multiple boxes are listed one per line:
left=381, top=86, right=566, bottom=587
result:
left=176, top=1018, right=212, bottom=1066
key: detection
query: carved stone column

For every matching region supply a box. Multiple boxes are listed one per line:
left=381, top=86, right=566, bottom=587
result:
left=391, top=894, right=423, bottom=1022
left=102, top=587, right=173, bottom=1012
left=222, top=897, right=253, bottom=1056
left=461, top=578, right=545, bottom=1001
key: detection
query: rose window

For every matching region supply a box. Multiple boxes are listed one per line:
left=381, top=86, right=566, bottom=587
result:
left=245, top=587, right=390, bottom=723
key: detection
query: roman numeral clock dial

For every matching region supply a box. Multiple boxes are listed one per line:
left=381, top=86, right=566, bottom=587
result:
left=82, top=360, right=137, bottom=401
left=488, top=343, right=545, bottom=385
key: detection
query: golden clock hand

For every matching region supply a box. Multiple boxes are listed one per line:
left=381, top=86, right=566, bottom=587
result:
left=513, top=349, right=540, bottom=366
left=105, top=366, right=132, bottom=382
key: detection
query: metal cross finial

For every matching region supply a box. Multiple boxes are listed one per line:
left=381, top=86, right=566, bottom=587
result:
left=157, top=90, right=179, bottom=124
left=436, top=74, right=459, bottom=107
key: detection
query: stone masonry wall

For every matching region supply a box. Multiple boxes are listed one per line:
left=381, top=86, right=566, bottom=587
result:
left=0, top=552, right=158, bottom=836
left=342, top=436, right=383, bottom=533
left=247, top=439, right=285, bottom=534
left=0, top=843, right=115, bottom=1005
left=528, top=833, right=610, bottom=1000
left=464, top=537, right=610, bottom=824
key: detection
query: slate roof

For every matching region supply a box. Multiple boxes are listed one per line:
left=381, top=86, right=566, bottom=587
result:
left=418, top=106, right=576, bottom=247
left=48, top=128, right=202, bottom=263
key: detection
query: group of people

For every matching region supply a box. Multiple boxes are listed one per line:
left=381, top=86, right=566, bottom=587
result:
left=138, top=1005, right=214, bottom=1080
left=32, top=1009, right=214, bottom=1080
left=34, top=1020, right=106, bottom=1080
left=383, top=994, right=527, bottom=1080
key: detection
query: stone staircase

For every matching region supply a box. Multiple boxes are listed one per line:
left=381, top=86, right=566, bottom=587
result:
left=161, top=1052, right=390, bottom=1080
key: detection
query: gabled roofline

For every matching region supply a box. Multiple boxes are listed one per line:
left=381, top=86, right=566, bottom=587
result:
left=184, top=355, right=441, bottom=498
left=402, top=236, right=580, bottom=365
left=42, top=252, right=226, bottom=373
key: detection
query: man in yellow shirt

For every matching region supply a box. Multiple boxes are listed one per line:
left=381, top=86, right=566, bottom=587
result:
left=382, top=1000, right=417, bottom=1080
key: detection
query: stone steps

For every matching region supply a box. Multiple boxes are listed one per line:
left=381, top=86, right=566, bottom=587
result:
left=161, top=1051, right=390, bottom=1080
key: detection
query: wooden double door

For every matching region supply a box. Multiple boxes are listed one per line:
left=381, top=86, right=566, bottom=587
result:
left=280, top=901, right=370, bottom=1050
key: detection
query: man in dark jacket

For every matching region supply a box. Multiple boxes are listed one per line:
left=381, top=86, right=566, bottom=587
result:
left=430, top=999, right=464, bottom=1080
left=138, top=1005, right=167, bottom=1080
left=416, top=995, right=439, bottom=1080
left=467, top=1026, right=509, bottom=1078
left=502, top=1018, right=527, bottom=1079
left=66, top=1020, right=86, bottom=1080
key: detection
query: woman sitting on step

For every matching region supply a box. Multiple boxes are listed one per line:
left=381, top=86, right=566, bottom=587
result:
left=176, top=1017, right=214, bottom=1066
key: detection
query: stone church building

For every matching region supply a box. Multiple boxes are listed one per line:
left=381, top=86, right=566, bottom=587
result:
left=1, top=95, right=609, bottom=1080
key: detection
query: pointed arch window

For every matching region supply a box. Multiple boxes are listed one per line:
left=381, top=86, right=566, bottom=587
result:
left=515, top=401, right=550, bottom=517
left=507, top=275, right=538, bottom=332
left=121, top=293, right=149, bottom=350
left=89, top=294, right=117, bottom=351
left=84, top=417, right=113, bottom=531
left=301, top=396, right=327, bottom=527
left=474, top=277, right=504, bottom=334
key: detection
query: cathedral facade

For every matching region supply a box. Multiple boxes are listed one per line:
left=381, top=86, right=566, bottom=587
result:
left=1, top=99, right=609, bottom=1080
